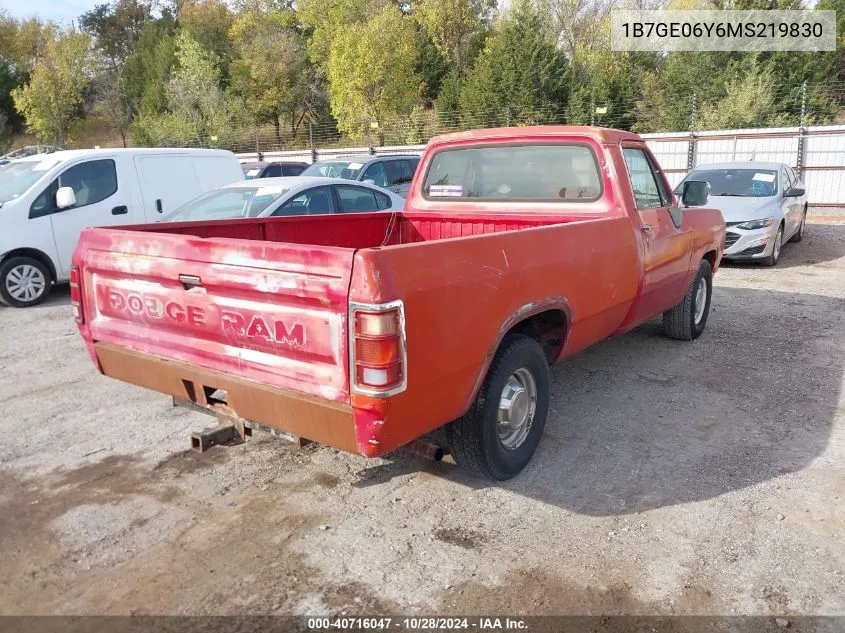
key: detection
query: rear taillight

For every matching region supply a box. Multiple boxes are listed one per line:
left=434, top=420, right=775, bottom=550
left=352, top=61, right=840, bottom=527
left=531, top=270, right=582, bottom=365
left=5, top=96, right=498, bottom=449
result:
left=69, top=264, right=83, bottom=324
left=350, top=301, right=406, bottom=396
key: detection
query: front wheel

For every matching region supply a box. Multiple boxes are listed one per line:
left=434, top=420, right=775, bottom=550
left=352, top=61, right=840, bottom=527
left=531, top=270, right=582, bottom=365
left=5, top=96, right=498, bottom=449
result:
left=789, top=207, right=807, bottom=243
left=445, top=334, right=550, bottom=481
left=663, top=259, right=713, bottom=341
left=0, top=256, right=52, bottom=308
left=761, top=224, right=783, bottom=267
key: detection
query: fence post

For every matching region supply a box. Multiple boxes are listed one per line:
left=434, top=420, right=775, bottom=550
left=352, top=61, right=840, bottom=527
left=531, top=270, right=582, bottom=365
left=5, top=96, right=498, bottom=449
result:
left=796, top=79, right=808, bottom=178
left=590, top=99, right=595, bottom=126
left=687, top=92, right=698, bottom=171
left=309, top=123, right=317, bottom=164
left=254, top=127, right=263, bottom=162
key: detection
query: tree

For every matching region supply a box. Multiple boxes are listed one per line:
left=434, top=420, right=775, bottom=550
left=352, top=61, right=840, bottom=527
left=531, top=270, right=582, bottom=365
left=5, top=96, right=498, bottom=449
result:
left=697, top=65, right=792, bottom=130
left=298, top=0, right=389, bottom=68
left=123, top=15, right=177, bottom=123
left=11, top=28, right=93, bottom=145
left=179, top=0, right=235, bottom=81
left=143, top=31, right=235, bottom=146
left=460, top=1, right=569, bottom=126
left=326, top=5, right=419, bottom=142
left=228, top=8, right=314, bottom=141
left=415, top=0, right=493, bottom=77
left=79, top=0, right=152, bottom=69
left=414, top=22, right=448, bottom=107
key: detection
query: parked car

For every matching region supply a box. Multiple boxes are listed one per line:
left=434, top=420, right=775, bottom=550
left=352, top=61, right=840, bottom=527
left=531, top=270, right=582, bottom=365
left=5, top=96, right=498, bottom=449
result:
left=162, top=177, right=405, bottom=223
left=241, top=161, right=308, bottom=179
left=71, top=126, right=724, bottom=481
left=0, top=148, right=243, bottom=307
left=300, top=154, right=420, bottom=197
left=675, top=162, right=808, bottom=266
left=0, top=145, right=61, bottom=166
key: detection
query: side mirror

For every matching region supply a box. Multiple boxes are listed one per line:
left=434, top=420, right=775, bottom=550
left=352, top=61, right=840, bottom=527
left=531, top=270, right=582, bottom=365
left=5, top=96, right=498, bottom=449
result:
left=680, top=180, right=709, bottom=207
left=56, top=186, right=76, bottom=209
left=784, top=186, right=805, bottom=198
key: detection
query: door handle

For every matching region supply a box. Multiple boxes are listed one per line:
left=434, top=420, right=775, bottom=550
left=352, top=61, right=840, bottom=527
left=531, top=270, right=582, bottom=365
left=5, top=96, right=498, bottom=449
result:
left=111, top=206, right=128, bottom=215
left=155, top=199, right=163, bottom=213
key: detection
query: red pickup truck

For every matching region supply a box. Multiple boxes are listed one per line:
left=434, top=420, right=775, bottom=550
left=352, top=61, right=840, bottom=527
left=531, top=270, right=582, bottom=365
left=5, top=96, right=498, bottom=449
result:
left=72, top=127, right=725, bottom=480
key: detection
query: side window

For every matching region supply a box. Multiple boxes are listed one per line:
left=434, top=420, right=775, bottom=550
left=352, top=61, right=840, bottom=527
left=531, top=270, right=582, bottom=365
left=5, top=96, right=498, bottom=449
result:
left=783, top=167, right=794, bottom=190
left=622, top=148, right=668, bottom=210
left=385, top=160, right=410, bottom=186
left=29, top=185, right=55, bottom=219
left=361, top=162, right=388, bottom=188
left=374, top=191, right=391, bottom=210
left=336, top=185, right=378, bottom=213
left=282, top=165, right=304, bottom=176
left=274, top=186, right=335, bottom=216
left=56, top=159, right=117, bottom=209
left=264, top=165, right=282, bottom=178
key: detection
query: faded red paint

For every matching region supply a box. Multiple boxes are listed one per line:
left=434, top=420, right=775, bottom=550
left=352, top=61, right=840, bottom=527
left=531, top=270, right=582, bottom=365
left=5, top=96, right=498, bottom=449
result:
left=73, top=126, right=725, bottom=458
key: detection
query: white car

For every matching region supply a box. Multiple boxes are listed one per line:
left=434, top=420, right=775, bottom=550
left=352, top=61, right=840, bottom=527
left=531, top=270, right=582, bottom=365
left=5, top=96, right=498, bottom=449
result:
left=0, top=148, right=243, bottom=307
left=676, top=162, right=808, bottom=266
left=161, top=177, right=406, bottom=223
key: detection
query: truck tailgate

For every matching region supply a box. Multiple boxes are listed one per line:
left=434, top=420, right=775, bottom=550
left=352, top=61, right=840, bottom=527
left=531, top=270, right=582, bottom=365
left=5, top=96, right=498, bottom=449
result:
left=76, top=229, right=354, bottom=402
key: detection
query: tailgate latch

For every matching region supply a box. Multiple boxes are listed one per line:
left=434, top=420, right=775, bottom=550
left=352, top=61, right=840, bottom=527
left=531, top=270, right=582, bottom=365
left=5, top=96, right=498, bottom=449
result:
left=178, top=274, right=202, bottom=290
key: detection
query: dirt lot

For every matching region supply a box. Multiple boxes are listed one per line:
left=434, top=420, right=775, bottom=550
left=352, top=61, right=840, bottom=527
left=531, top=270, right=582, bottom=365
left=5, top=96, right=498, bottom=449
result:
left=0, top=220, right=843, bottom=617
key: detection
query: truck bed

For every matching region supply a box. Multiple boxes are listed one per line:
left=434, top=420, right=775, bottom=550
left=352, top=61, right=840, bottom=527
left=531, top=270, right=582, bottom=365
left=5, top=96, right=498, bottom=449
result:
left=133, top=211, right=593, bottom=248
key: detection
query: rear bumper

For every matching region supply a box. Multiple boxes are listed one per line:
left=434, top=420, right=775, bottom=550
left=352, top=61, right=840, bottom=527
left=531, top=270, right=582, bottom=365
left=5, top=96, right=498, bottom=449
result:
left=93, top=342, right=360, bottom=454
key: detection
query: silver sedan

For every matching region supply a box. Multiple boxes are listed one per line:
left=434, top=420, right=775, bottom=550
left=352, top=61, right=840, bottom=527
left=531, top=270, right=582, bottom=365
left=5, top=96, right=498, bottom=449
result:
left=676, top=162, right=808, bottom=266
left=161, top=176, right=405, bottom=223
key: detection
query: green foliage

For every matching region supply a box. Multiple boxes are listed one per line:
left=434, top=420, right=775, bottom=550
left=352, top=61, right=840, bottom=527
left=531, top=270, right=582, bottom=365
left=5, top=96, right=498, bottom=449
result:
left=79, top=0, right=152, bottom=68
left=435, top=70, right=462, bottom=120
left=298, top=0, right=389, bottom=68
left=326, top=5, right=419, bottom=141
left=11, top=28, right=93, bottom=144
left=179, top=0, right=235, bottom=80
left=228, top=8, right=314, bottom=138
left=123, top=17, right=178, bottom=122
left=415, top=0, right=494, bottom=76
left=460, top=1, right=568, bottom=127
left=414, top=23, right=448, bottom=107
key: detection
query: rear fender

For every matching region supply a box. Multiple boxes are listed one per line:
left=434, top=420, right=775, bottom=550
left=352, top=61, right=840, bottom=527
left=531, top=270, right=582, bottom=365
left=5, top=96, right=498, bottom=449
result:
left=463, top=296, right=573, bottom=413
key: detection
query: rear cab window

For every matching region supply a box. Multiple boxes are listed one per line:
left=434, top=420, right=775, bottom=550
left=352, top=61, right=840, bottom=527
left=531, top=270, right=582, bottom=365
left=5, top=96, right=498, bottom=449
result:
left=422, top=144, right=602, bottom=201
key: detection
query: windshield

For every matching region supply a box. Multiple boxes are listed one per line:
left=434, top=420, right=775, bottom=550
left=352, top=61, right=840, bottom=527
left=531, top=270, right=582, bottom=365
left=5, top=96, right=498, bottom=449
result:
left=301, top=160, right=364, bottom=179
left=0, top=160, right=50, bottom=204
left=684, top=168, right=778, bottom=197
left=162, top=185, right=290, bottom=222
left=422, top=144, right=602, bottom=201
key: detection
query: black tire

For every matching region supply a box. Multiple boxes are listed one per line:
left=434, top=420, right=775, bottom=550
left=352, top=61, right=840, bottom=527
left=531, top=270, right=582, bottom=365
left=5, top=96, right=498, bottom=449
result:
left=662, top=259, right=713, bottom=341
left=445, top=334, right=550, bottom=481
left=789, top=207, right=807, bottom=243
left=0, top=256, right=52, bottom=308
left=761, top=224, right=783, bottom=267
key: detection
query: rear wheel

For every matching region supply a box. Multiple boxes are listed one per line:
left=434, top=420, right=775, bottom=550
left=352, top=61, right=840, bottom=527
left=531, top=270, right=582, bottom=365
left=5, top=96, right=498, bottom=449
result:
left=445, top=334, right=550, bottom=480
left=662, top=259, right=713, bottom=341
left=0, top=256, right=52, bottom=308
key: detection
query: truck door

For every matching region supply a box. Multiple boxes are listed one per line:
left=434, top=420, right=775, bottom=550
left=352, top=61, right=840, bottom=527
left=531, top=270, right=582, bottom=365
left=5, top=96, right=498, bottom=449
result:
left=621, top=145, right=692, bottom=325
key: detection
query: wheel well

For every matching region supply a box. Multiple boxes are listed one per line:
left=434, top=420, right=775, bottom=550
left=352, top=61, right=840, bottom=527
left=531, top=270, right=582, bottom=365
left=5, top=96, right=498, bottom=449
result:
left=0, top=249, right=57, bottom=282
left=702, top=249, right=718, bottom=271
left=506, top=309, right=567, bottom=363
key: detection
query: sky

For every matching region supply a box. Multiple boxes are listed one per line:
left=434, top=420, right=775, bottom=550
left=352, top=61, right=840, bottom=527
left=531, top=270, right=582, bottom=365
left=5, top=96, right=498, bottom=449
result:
left=1, top=0, right=101, bottom=25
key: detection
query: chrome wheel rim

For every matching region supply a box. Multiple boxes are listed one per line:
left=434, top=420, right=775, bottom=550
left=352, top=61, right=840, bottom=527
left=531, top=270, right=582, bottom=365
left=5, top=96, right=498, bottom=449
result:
left=694, top=277, right=707, bottom=325
left=5, top=264, right=46, bottom=303
left=497, top=367, right=537, bottom=450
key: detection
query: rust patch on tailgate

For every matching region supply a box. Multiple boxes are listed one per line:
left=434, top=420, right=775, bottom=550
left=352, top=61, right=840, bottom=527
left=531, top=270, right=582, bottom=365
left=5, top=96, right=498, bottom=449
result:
left=94, top=342, right=358, bottom=453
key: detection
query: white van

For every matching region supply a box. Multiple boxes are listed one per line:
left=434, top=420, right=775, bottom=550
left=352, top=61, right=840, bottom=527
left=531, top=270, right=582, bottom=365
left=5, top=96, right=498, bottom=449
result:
left=0, top=148, right=243, bottom=307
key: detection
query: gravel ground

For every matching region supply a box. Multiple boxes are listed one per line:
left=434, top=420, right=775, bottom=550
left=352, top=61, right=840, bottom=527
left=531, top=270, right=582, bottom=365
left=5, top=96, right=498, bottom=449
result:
left=0, top=220, right=843, bottom=617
